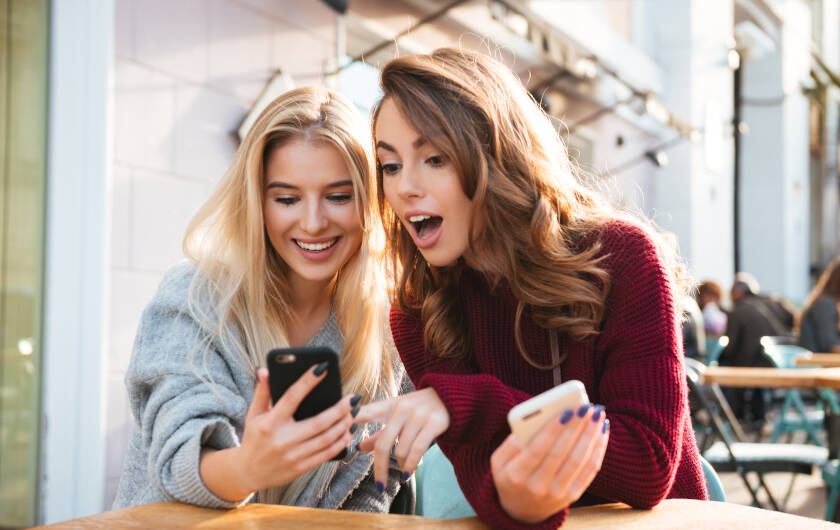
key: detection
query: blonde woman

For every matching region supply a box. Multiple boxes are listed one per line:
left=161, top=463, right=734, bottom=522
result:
left=357, top=49, right=706, bottom=528
left=114, top=87, right=407, bottom=511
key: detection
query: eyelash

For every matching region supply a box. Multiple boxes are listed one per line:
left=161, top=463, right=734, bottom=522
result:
left=273, top=194, right=352, bottom=206
left=379, top=155, right=447, bottom=176
left=426, top=155, right=446, bottom=167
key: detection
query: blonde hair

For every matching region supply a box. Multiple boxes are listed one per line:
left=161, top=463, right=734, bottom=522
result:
left=374, top=48, right=690, bottom=366
left=183, top=86, right=395, bottom=503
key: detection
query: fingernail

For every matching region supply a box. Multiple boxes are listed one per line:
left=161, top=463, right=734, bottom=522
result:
left=351, top=405, right=360, bottom=418
left=603, top=419, right=610, bottom=434
left=577, top=403, right=591, bottom=417
left=559, top=410, right=574, bottom=424
left=349, top=423, right=358, bottom=434
left=350, top=394, right=362, bottom=407
left=401, top=471, right=410, bottom=482
left=592, top=405, right=604, bottom=422
left=313, top=361, right=329, bottom=376
left=376, top=481, right=384, bottom=494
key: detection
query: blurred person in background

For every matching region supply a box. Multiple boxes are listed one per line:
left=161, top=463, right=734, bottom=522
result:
left=697, top=280, right=727, bottom=338
left=719, top=274, right=792, bottom=426
left=798, top=257, right=840, bottom=354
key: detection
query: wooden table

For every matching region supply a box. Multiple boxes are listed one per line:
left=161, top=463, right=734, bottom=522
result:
left=35, top=499, right=838, bottom=529
left=796, top=353, right=840, bottom=368
left=701, top=366, right=840, bottom=389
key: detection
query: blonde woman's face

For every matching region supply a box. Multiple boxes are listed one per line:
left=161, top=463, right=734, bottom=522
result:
left=263, top=139, right=362, bottom=287
left=375, top=98, right=474, bottom=267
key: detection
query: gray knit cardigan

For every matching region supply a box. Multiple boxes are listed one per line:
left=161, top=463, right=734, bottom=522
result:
left=113, top=262, right=409, bottom=512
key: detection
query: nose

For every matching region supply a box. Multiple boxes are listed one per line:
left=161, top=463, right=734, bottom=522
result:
left=396, top=164, right=425, bottom=200
left=300, top=200, right=328, bottom=234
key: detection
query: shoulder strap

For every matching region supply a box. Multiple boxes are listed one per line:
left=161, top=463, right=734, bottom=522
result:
left=743, top=297, right=787, bottom=336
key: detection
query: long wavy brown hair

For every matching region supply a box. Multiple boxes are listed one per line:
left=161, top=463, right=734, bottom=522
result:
left=373, top=48, right=690, bottom=367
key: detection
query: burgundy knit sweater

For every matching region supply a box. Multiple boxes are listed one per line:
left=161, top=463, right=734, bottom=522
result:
left=390, top=221, right=707, bottom=529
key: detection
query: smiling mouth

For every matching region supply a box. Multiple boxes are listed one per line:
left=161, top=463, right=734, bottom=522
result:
left=294, top=238, right=339, bottom=251
left=408, top=215, right=443, bottom=240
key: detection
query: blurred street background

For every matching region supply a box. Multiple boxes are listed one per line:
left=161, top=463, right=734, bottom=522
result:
left=1, top=0, right=839, bottom=526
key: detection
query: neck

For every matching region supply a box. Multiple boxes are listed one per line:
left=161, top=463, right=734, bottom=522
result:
left=289, top=276, right=332, bottom=322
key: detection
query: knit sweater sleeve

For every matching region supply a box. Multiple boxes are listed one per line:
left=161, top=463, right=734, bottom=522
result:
left=389, top=311, right=559, bottom=529
left=583, top=223, right=687, bottom=508
left=388, top=310, right=533, bottom=445
left=125, top=264, right=252, bottom=509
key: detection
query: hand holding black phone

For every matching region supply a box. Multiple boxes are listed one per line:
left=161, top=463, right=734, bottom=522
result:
left=267, top=346, right=349, bottom=460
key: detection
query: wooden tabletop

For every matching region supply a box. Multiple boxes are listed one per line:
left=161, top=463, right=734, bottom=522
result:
left=700, top=366, right=840, bottom=389
left=796, top=353, right=840, bottom=367
left=36, top=499, right=838, bottom=529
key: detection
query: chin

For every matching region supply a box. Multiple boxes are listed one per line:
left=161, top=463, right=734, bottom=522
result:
left=420, top=251, right=459, bottom=268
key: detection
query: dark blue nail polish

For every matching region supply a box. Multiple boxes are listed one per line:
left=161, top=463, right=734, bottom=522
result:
left=313, top=361, right=329, bottom=376
left=376, top=481, right=384, bottom=494
left=592, top=405, right=604, bottom=421
left=577, top=403, right=591, bottom=417
left=401, top=471, right=410, bottom=482
left=559, top=410, right=574, bottom=424
left=349, top=423, right=358, bottom=434
left=351, top=405, right=360, bottom=418
left=350, top=394, right=362, bottom=407
left=603, top=419, right=610, bottom=434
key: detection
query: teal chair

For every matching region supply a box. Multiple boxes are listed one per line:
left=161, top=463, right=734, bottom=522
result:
left=699, top=455, right=726, bottom=502
left=705, top=336, right=728, bottom=366
left=822, top=459, right=840, bottom=521
left=760, top=337, right=840, bottom=445
left=414, top=443, right=476, bottom=518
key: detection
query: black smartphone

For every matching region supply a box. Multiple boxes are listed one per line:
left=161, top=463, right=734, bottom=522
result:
left=266, top=346, right=347, bottom=460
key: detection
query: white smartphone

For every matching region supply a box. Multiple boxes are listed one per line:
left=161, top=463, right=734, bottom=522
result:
left=507, top=380, right=589, bottom=447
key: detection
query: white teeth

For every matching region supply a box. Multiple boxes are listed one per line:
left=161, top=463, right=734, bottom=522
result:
left=409, top=215, right=431, bottom=223
left=296, top=239, right=337, bottom=251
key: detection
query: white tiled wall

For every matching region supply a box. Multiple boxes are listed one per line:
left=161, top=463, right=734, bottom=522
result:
left=106, top=0, right=337, bottom=508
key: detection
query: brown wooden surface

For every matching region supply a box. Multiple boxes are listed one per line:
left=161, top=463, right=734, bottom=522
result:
left=796, top=354, right=840, bottom=367
left=35, top=499, right=839, bottom=529
left=701, top=366, right=840, bottom=389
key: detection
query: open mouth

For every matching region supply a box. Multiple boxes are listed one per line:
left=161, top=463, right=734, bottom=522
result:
left=294, top=238, right=339, bottom=252
left=408, top=215, right=443, bottom=240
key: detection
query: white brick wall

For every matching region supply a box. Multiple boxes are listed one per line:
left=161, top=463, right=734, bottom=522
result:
left=106, top=0, right=337, bottom=508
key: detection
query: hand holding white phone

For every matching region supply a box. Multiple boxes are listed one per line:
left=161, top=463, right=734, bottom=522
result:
left=507, top=380, right=589, bottom=447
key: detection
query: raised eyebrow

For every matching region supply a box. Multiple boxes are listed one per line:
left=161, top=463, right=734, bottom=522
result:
left=265, top=181, right=296, bottom=190
left=375, top=137, right=427, bottom=153
left=326, top=180, right=353, bottom=189
left=375, top=140, right=396, bottom=153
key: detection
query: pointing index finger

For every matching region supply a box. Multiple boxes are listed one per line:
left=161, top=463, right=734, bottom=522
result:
left=354, top=398, right=395, bottom=424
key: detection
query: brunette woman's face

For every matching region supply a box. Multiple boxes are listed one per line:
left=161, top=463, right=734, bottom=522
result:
left=375, top=98, right=474, bottom=267
left=263, top=138, right=362, bottom=287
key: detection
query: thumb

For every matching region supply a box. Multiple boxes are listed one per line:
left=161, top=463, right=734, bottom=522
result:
left=247, top=367, right=272, bottom=422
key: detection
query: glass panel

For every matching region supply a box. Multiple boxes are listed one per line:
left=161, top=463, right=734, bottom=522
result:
left=0, top=0, right=48, bottom=526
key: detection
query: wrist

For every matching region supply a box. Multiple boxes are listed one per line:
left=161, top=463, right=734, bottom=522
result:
left=200, top=446, right=256, bottom=502
left=227, top=445, right=258, bottom=498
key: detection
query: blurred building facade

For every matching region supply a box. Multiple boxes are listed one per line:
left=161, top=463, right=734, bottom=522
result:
left=1, top=0, right=839, bottom=525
